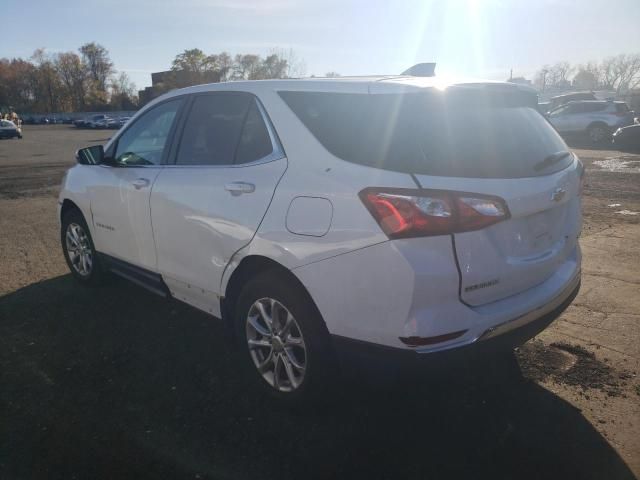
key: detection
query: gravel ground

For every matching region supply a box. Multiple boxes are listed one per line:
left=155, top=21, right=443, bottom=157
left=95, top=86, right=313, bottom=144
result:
left=0, top=125, right=639, bottom=479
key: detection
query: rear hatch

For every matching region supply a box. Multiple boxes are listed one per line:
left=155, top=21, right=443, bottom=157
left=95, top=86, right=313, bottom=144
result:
left=280, top=83, right=582, bottom=306
left=367, top=84, right=582, bottom=306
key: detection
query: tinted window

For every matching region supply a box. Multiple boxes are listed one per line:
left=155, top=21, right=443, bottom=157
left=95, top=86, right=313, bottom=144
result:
left=616, top=103, right=630, bottom=113
left=235, top=101, right=273, bottom=164
left=176, top=94, right=251, bottom=166
left=114, top=99, right=182, bottom=166
left=580, top=103, right=607, bottom=113
left=549, top=105, right=570, bottom=117
left=280, top=91, right=571, bottom=178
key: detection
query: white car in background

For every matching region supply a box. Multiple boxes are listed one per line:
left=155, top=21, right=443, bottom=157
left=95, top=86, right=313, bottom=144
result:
left=0, top=119, right=22, bottom=139
left=58, top=75, right=583, bottom=403
left=548, top=100, right=635, bottom=143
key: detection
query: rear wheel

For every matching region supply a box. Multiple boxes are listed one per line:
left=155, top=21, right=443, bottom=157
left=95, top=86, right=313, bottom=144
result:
left=61, top=209, right=106, bottom=285
left=235, top=271, right=335, bottom=405
left=588, top=124, right=609, bottom=144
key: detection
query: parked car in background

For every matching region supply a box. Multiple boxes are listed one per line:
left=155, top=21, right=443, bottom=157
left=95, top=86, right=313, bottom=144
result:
left=86, top=115, right=111, bottom=129
left=612, top=123, right=640, bottom=151
left=547, top=91, right=597, bottom=112
left=59, top=76, right=582, bottom=404
left=75, top=114, right=110, bottom=129
left=0, top=119, right=23, bottom=139
left=547, top=100, right=635, bottom=143
left=91, top=117, right=114, bottom=129
left=537, top=101, right=551, bottom=114
left=116, top=116, right=131, bottom=128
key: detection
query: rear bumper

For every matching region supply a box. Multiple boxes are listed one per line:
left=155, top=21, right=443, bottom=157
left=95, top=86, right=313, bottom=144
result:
left=332, top=278, right=580, bottom=370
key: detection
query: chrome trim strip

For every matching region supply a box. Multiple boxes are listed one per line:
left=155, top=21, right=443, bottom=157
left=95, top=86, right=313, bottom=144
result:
left=477, top=271, right=580, bottom=341
left=414, top=270, right=580, bottom=354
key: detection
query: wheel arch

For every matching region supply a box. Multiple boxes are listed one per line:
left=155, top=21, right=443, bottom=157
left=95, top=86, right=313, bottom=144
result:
left=221, top=255, right=327, bottom=344
left=60, top=198, right=82, bottom=219
left=588, top=120, right=609, bottom=129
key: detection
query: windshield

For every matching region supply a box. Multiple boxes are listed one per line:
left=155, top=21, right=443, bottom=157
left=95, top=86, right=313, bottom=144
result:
left=280, top=90, right=571, bottom=178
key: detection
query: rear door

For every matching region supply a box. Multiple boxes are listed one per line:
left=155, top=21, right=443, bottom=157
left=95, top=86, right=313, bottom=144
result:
left=150, top=92, right=286, bottom=313
left=548, top=103, right=577, bottom=132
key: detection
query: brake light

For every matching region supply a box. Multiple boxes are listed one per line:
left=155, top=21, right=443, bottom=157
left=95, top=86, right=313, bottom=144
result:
left=359, top=188, right=509, bottom=239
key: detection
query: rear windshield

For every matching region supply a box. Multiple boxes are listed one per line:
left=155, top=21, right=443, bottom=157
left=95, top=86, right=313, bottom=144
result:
left=279, top=90, right=572, bottom=178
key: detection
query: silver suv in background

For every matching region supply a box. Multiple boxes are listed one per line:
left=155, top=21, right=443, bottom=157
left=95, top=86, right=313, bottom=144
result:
left=548, top=100, right=635, bottom=143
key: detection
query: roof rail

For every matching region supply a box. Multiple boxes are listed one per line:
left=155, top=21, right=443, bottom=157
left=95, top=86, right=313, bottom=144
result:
left=401, top=63, right=436, bottom=77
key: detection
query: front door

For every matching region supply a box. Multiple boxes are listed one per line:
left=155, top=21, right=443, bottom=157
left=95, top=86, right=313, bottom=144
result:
left=89, top=98, right=184, bottom=270
left=150, top=93, right=287, bottom=315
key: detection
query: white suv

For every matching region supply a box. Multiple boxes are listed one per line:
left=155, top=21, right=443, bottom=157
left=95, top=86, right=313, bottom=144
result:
left=548, top=100, right=635, bottom=143
left=59, top=77, right=582, bottom=402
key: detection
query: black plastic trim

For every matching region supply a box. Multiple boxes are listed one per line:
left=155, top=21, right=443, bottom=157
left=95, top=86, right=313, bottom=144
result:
left=98, top=253, right=169, bottom=297
left=331, top=280, right=580, bottom=371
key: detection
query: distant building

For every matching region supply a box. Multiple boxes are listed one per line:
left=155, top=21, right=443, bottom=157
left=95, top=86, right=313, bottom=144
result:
left=138, top=69, right=221, bottom=105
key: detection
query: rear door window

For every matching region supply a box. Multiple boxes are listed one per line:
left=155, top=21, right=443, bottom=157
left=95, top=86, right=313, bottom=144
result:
left=616, top=103, right=630, bottom=113
left=176, top=93, right=251, bottom=166
left=280, top=90, right=571, bottom=178
left=235, top=100, right=274, bottom=164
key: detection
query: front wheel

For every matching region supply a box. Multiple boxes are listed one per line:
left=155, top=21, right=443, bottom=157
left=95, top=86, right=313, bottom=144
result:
left=61, top=209, right=106, bottom=285
left=235, top=271, right=336, bottom=405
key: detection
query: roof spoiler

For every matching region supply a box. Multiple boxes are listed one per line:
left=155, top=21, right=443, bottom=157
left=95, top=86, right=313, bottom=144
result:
left=401, top=63, right=436, bottom=77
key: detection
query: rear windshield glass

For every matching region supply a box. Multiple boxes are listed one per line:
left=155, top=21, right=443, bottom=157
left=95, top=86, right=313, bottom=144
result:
left=279, top=90, right=572, bottom=178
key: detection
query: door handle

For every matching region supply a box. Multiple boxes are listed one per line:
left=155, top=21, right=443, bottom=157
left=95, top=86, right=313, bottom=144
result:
left=131, top=178, right=150, bottom=190
left=224, top=181, right=255, bottom=196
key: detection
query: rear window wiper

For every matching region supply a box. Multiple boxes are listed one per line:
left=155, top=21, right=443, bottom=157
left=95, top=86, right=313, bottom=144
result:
left=534, top=150, right=572, bottom=172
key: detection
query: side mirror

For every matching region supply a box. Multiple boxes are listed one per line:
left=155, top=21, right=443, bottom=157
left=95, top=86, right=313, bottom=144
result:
left=76, top=145, right=105, bottom=165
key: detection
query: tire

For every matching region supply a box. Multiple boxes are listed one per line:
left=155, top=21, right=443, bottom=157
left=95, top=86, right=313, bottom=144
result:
left=61, top=208, right=106, bottom=286
left=588, top=124, right=609, bottom=144
left=234, top=270, right=336, bottom=405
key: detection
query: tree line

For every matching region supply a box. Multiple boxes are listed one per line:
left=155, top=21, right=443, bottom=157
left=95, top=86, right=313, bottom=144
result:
left=0, top=44, right=307, bottom=114
left=140, top=48, right=306, bottom=104
left=533, top=53, right=640, bottom=94
left=0, top=43, right=137, bottom=114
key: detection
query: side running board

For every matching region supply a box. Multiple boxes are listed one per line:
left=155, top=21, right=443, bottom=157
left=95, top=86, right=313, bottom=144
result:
left=98, top=253, right=169, bottom=297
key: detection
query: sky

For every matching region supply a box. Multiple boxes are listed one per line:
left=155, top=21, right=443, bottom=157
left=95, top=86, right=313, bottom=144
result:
left=2, top=0, right=639, bottom=91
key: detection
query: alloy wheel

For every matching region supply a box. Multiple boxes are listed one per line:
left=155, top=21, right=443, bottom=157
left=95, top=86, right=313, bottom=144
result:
left=246, top=297, right=307, bottom=392
left=589, top=126, right=607, bottom=143
left=65, top=223, right=93, bottom=276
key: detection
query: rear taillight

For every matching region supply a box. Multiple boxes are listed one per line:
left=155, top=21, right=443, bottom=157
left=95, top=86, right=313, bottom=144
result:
left=359, top=188, right=510, bottom=239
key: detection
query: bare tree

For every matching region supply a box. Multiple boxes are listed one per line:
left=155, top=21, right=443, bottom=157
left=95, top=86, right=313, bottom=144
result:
left=270, top=48, right=306, bottom=78
left=611, top=54, right=640, bottom=93
left=80, top=42, right=114, bottom=106
left=31, top=49, right=63, bottom=113
left=546, top=61, right=574, bottom=88
left=55, top=52, right=87, bottom=110
left=325, top=71, right=341, bottom=77
left=110, top=72, right=137, bottom=110
left=232, top=54, right=262, bottom=80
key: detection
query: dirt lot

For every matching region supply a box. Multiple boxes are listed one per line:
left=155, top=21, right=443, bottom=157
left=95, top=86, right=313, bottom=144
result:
left=1, top=125, right=639, bottom=479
